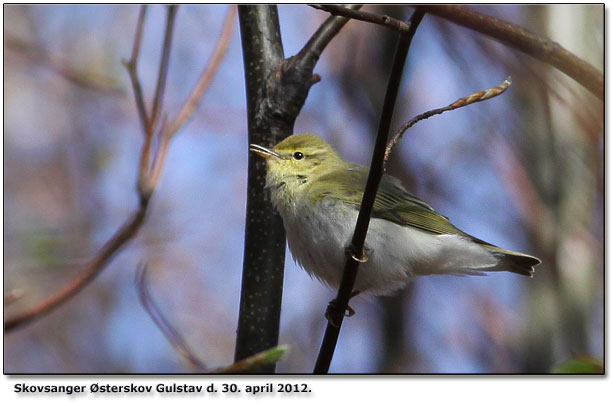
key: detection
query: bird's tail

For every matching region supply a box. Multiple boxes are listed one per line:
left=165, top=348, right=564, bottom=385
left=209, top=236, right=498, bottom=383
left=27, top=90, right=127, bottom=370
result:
left=486, top=246, right=541, bottom=277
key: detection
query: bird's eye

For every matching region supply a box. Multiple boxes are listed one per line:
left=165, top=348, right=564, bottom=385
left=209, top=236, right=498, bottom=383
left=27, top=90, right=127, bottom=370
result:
left=293, top=151, right=304, bottom=160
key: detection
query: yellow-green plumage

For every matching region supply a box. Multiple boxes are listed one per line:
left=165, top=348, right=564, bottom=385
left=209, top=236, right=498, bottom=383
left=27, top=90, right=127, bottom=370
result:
left=250, top=133, right=540, bottom=295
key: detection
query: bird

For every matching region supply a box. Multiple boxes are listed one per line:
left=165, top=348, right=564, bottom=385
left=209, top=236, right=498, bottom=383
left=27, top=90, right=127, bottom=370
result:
left=250, top=133, right=540, bottom=297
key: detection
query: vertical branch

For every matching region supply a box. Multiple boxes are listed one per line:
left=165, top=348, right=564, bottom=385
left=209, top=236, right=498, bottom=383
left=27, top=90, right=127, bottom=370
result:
left=235, top=5, right=287, bottom=373
left=236, top=3, right=362, bottom=372
left=123, top=5, right=149, bottom=135
left=148, top=5, right=178, bottom=135
left=314, top=8, right=425, bottom=374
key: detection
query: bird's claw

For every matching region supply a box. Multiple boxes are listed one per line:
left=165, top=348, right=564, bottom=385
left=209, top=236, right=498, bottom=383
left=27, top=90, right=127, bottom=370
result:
left=346, top=246, right=368, bottom=263
left=325, top=295, right=358, bottom=327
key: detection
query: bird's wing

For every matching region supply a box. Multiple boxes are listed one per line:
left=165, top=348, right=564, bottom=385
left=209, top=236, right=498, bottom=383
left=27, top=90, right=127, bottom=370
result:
left=308, top=166, right=487, bottom=242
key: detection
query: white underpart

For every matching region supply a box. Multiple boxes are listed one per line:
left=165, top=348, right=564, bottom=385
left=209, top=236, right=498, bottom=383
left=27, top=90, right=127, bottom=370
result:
left=277, top=197, right=500, bottom=296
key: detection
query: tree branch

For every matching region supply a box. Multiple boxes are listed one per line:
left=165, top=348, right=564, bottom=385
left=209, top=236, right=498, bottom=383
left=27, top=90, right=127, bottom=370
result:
left=5, top=4, right=233, bottom=332
left=298, top=4, right=362, bottom=65
left=235, top=5, right=287, bottom=373
left=420, top=5, right=603, bottom=100
left=385, top=76, right=513, bottom=163
left=311, top=4, right=603, bottom=100
left=5, top=206, right=148, bottom=331
left=122, top=5, right=149, bottom=134
left=310, top=4, right=411, bottom=33
left=136, top=265, right=208, bottom=371
left=148, top=5, right=178, bottom=136
left=313, top=8, right=425, bottom=374
left=236, top=3, right=359, bottom=372
left=165, top=5, right=236, bottom=138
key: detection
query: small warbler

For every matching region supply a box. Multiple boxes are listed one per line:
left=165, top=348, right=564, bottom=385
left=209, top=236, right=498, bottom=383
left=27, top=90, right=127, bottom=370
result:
left=250, top=133, right=540, bottom=296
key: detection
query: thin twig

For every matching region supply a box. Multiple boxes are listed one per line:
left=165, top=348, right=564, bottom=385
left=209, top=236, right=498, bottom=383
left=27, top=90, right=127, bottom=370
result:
left=5, top=207, right=148, bottom=331
left=313, top=8, right=425, bottom=374
left=311, top=4, right=603, bottom=100
left=136, top=264, right=208, bottom=371
left=310, top=4, right=411, bottom=33
left=384, top=76, right=512, bottom=163
left=148, top=5, right=179, bottom=137
left=298, top=4, right=362, bottom=62
left=5, top=4, right=233, bottom=332
left=165, top=5, right=236, bottom=137
left=122, top=5, right=149, bottom=134
left=150, top=5, right=236, bottom=191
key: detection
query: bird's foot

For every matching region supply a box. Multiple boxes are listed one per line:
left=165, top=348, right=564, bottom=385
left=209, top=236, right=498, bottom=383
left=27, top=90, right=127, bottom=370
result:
left=325, top=290, right=361, bottom=327
left=345, top=246, right=368, bottom=263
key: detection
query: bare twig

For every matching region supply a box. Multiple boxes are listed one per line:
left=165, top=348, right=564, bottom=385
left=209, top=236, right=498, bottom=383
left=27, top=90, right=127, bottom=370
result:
left=139, top=5, right=179, bottom=195
left=5, top=4, right=234, bottom=332
left=148, top=5, right=178, bottom=137
left=236, top=3, right=360, bottom=371
left=298, top=4, right=362, bottom=61
left=122, top=5, right=149, bottom=134
left=384, top=76, right=512, bottom=163
left=310, top=4, right=411, bottom=33
left=137, top=264, right=287, bottom=373
left=136, top=264, right=208, bottom=371
left=5, top=207, right=148, bottom=331
left=165, top=5, right=236, bottom=137
left=313, top=8, right=425, bottom=374
left=311, top=4, right=603, bottom=100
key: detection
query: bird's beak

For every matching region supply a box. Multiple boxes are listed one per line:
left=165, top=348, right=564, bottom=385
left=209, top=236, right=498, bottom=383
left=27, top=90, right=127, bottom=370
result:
left=249, top=144, right=281, bottom=159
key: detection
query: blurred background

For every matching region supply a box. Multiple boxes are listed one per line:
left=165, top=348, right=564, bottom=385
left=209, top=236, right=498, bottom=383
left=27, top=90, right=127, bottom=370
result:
left=3, top=4, right=603, bottom=373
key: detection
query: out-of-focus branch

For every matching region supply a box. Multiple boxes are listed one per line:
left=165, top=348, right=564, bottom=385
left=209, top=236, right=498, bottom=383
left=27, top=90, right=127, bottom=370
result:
left=150, top=5, right=236, bottom=200
left=311, top=4, right=603, bottom=100
left=313, top=8, right=425, bottom=375
left=420, top=5, right=603, bottom=100
left=137, top=264, right=289, bottom=373
left=148, top=5, right=178, bottom=137
left=4, top=4, right=234, bottom=332
left=385, top=77, right=512, bottom=163
left=165, top=5, right=236, bottom=138
left=4, top=289, right=24, bottom=306
left=136, top=265, right=208, bottom=371
left=5, top=35, right=124, bottom=96
left=5, top=207, right=148, bottom=331
left=122, top=5, right=149, bottom=134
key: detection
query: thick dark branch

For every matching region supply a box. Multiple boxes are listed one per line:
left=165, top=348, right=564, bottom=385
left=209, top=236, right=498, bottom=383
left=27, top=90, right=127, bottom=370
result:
left=237, top=3, right=360, bottom=372
left=235, top=5, right=287, bottom=373
left=420, top=5, right=603, bottom=100
left=313, top=9, right=425, bottom=374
